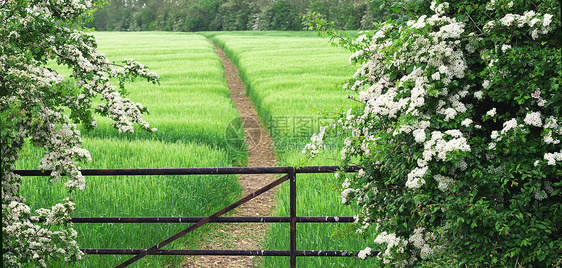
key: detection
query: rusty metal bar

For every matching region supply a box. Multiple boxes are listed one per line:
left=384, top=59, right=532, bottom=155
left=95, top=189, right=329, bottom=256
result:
left=115, top=174, right=290, bottom=268
left=14, top=166, right=362, bottom=265
left=82, top=248, right=366, bottom=256
left=14, top=165, right=359, bottom=177
left=69, top=216, right=355, bottom=223
left=289, top=172, right=297, bottom=268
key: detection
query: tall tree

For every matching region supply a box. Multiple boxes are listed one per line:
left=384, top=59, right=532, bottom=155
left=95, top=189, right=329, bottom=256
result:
left=86, top=0, right=381, bottom=31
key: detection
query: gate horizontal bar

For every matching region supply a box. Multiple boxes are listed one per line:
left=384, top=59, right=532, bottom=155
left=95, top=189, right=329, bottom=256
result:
left=116, top=174, right=291, bottom=267
left=70, top=216, right=355, bottom=223
left=14, top=165, right=359, bottom=177
left=81, top=249, right=369, bottom=257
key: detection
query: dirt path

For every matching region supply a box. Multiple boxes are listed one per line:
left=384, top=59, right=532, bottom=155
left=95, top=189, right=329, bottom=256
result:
left=181, top=42, right=278, bottom=267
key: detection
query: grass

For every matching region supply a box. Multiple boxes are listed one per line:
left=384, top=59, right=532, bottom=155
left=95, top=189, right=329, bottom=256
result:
left=15, top=30, right=380, bottom=267
left=206, top=32, right=353, bottom=124
left=85, top=32, right=246, bottom=158
left=16, top=32, right=245, bottom=267
left=206, top=31, right=380, bottom=267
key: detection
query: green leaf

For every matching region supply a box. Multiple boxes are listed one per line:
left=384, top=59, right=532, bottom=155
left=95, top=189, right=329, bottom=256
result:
left=406, top=65, right=414, bottom=74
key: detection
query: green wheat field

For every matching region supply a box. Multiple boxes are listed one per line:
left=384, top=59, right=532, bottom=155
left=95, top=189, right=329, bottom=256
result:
left=16, top=31, right=379, bottom=267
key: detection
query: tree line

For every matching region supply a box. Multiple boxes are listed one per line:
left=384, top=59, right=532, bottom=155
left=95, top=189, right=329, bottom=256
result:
left=85, top=0, right=395, bottom=31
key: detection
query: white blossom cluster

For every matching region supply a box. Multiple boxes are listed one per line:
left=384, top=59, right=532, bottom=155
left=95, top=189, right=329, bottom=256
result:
left=544, top=151, right=562, bottom=166
left=406, top=166, right=428, bottom=189
left=524, top=111, right=542, bottom=127
left=433, top=174, right=454, bottom=192
left=484, top=10, right=555, bottom=40
left=357, top=247, right=372, bottom=259
left=3, top=196, right=82, bottom=267
left=302, top=126, right=327, bottom=157
left=407, top=227, right=439, bottom=260
left=373, top=232, right=408, bottom=264
left=487, top=113, right=562, bottom=167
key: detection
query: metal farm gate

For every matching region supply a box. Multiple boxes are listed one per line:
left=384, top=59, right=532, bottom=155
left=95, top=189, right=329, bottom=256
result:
left=15, top=166, right=379, bottom=267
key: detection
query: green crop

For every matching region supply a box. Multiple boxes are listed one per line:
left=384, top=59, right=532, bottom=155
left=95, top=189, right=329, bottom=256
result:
left=207, top=31, right=379, bottom=267
left=17, top=32, right=243, bottom=267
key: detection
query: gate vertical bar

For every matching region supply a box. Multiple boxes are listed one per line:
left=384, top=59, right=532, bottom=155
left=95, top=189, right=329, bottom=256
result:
left=289, top=172, right=297, bottom=268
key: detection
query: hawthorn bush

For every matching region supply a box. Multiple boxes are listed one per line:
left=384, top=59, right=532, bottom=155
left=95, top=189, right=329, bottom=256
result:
left=1, top=0, right=158, bottom=266
left=306, top=0, right=561, bottom=266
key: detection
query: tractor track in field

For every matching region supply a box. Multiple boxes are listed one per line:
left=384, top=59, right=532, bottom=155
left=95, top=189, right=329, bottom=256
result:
left=181, top=42, right=278, bottom=268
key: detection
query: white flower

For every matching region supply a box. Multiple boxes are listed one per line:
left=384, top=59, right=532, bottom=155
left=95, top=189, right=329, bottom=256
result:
left=500, top=14, right=516, bottom=26
left=445, top=129, right=463, bottom=138
left=531, top=90, right=541, bottom=99
left=529, top=18, right=541, bottom=27
left=491, top=130, right=500, bottom=140
left=486, top=108, right=497, bottom=117
left=544, top=151, right=562, bottom=165
left=434, top=174, right=453, bottom=191
left=413, top=129, right=426, bottom=143
left=501, top=44, right=511, bottom=53
left=420, top=243, right=434, bottom=259
left=341, top=188, right=355, bottom=203
left=441, top=108, right=457, bottom=121
left=374, top=232, right=408, bottom=262
left=457, top=159, right=468, bottom=171
left=543, top=131, right=560, bottom=144
left=523, top=111, right=542, bottom=127
left=431, top=72, right=441, bottom=80
left=543, top=14, right=553, bottom=27
left=419, top=120, right=431, bottom=129
left=409, top=227, right=426, bottom=249
left=501, top=118, right=519, bottom=134
left=544, top=116, right=558, bottom=129
left=482, top=80, right=491, bottom=89
left=486, top=0, right=496, bottom=10
left=537, top=98, right=546, bottom=107
left=358, top=169, right=366, bottom=178
left=531, top=29, right=539, bottom=39
left=474, top=91, right=484, bottom=100
left=461, top=118, right=473, bottom=127
left=406, top=166, right=428, bottom=189
left=358, top=247, right=372, bottom=259
left=534, top=190, right=547, bottom=200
